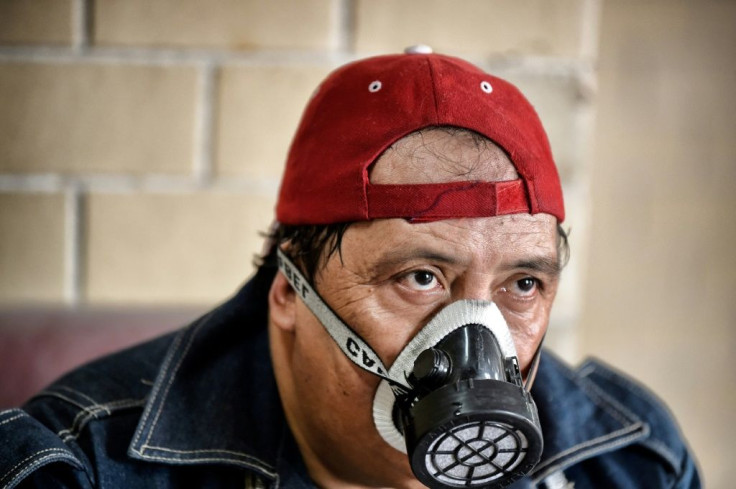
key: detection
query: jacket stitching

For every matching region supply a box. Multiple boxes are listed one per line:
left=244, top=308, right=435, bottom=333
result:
left=244, top=472, right=269, bottom=489
left=0, top=448, right=79, bottom=487
left=532, top=422, right=645, bottom=475
left=52, top=385, right=100, bottom=406
left=137, top=446, right=277, bottom=477
left=639, top=436, right=681, bottom=471
left=580, top=361, right=655, bottom=402
left=580, top=362, right=681, bottom=470
left=1, top=453, right=83, bottom=489
left=576, top=363, right=595, bottom=378
left=59, top=400, right=115, bottom=439
left=580, top=377, right=641, bottom=427
left=32, top=390, right=90, bottom=411
left=130, top=451, right=278, bottom=478
left=531, top=361, right=649, bottom=476
left=55, top=400, right=106, bottom=438
left=138, top=446, right=274, bottom=457
left=0, top=412, right=24, bottom=427
left=140, top=317, right=207, bottom=449
left=57, top=399, right=146, bottom=442
left=270, top=422, right=291, bottom=489
left=531, top=426, right=646, bottom=483
left=131, top=312, right=216, bottom=452
left=123, top=307, right=279, bottom=479
left=0, top=408, right=23, bottom=419
left=35, top=391, right=113, bottom=441
left=59, top=406, right=102, bottom=439
left=129, top=325, right=190, bottom=451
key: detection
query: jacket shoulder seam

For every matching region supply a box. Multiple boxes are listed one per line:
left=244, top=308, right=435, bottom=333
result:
left=130, top=311, right=216, bottom=452
left=578, top=359, right=661, bottom=405
left=130, top=445, right=279, bottom=479
left=56, top=398, right=147, bottom=443
left=0, top=409, right=25, bottom=428
left=0, top=447, right=84, bottom=489
left=531, top=368, right=650, bottom=479
left=577, top=359, right=683, bottom=474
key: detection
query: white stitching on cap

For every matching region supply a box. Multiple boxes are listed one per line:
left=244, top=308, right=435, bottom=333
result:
left=480, top=80, right=493, bottom=93
left=368, top=80, right=382, bottom=92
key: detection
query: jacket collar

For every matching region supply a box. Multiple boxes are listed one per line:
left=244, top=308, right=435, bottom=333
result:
left=127, top=266, right=649, bottom=486
left=529, top=352, right=649, bottom=482
left=128, top=265, right=313, bottom=487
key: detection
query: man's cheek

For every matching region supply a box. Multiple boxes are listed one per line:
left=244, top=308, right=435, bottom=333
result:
left=507, top=320, right=546, bottom=366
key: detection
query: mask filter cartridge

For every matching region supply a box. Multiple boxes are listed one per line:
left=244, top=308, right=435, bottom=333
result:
left=398, top=324, right=543, bottom=489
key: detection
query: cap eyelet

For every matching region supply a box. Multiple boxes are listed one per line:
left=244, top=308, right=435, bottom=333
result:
left=369, top=80, right=382, bottom=93
left=480, top=81, right=493, bottom=94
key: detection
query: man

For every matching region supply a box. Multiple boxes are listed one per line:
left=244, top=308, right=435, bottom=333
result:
left=0, top=49, right=699, bottom=488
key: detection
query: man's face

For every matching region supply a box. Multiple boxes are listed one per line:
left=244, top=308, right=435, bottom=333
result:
left=269, top=130, right=561, bottom=488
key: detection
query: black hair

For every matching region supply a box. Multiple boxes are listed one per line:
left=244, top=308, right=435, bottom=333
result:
left=257, top=223, right=352, bottom=281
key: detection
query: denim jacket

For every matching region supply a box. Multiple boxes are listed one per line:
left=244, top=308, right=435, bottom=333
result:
left=0, top=265, right=701, bottom=488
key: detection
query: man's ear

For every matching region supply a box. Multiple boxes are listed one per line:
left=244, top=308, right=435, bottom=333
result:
left=268, top=272, right=297, bottom=332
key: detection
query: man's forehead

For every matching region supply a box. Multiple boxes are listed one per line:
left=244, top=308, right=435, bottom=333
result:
left=369, top=128, right=519, bottom=186
left=353, top=212, right=559, bottom=251
left=325, top=212, right=561, bottom=281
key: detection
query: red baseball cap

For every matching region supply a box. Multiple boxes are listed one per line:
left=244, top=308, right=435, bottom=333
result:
left=276, top=48, right=564, bottom=224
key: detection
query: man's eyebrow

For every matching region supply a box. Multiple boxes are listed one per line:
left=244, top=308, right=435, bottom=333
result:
left=502, top=256, right=562, bottom=277
left=371, top=248, right=462, bottom=270
left=370, top=248, right=561, bottom=277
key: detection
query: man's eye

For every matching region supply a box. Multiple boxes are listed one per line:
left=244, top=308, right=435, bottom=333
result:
left=513, top=277, right=538, bottom=296
left=405, top=270, right=439, bottom=291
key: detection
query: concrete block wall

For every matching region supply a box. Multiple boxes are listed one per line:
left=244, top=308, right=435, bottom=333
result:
left=580, top=2, right=736, bottom=487
left=0, top=0, right=597, bottom=323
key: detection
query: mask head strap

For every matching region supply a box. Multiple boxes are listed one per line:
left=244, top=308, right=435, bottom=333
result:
left=276, top=248, right=410, bottom=394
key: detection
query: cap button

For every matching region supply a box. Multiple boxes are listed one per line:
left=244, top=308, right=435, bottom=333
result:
left=404, top=44, right=433, bottom=55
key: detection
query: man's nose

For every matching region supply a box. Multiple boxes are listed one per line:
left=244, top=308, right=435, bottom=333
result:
left=451, top=273, right=495, bottom=302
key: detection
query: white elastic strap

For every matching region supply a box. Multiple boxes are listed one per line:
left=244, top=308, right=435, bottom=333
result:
left=277, top=249, right=408, bottom=392
left=541, top=471, right=573, bottom=489
left=525, top=332, right=545, bottom=392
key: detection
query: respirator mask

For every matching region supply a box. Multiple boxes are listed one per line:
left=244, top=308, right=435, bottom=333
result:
left=278, top=249, right=544, bottom=489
